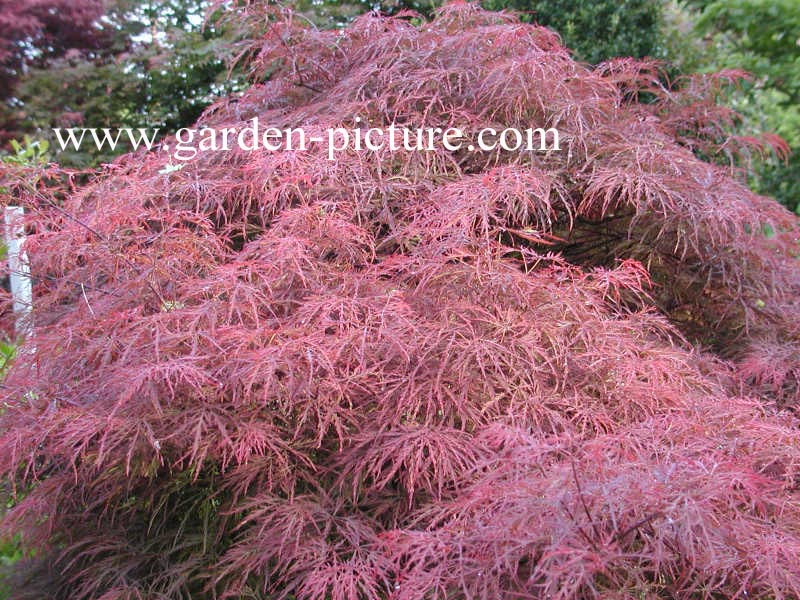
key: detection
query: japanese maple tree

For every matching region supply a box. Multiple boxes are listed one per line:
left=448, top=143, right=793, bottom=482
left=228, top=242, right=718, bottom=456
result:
left=1, top=2, right=799, bottom=599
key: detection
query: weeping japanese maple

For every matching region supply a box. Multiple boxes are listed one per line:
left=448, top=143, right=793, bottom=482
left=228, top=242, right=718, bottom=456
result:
left=1, top=2, right=800, bottom=599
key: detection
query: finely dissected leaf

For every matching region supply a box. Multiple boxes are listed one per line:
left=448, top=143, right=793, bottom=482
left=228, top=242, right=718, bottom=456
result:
left=0, top=2, right=799, bottom=599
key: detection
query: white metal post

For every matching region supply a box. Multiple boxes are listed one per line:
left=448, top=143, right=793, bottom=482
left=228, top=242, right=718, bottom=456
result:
left=4, top=206, right=32, bottom=337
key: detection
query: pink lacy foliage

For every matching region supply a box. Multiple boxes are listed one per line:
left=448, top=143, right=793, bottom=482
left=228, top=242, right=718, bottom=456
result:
left=1, top=2, right=799, bottom=598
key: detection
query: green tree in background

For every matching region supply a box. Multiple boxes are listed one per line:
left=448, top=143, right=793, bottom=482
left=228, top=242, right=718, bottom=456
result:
left=481, top=0, right=664, bottom=63
left=666, top=0, right=800, bottom=213
left=3, top=0, right=244, bottom=167
left=291, top=0, right=665, bottom=64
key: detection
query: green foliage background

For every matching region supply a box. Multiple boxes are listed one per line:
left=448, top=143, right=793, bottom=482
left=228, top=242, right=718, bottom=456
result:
left=481, top=0, right=664, bottom=64
left=2, top=0, right=245, bottom=166
left=665, top=0, right=800, bottom=213
left=293, top=0, right=664, bottom=64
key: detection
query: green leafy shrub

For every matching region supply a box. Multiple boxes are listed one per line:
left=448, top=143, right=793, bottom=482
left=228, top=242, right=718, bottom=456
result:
left=665, top=0, right=800, bottom=212
left=482, top=0, right=665, bottom=63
